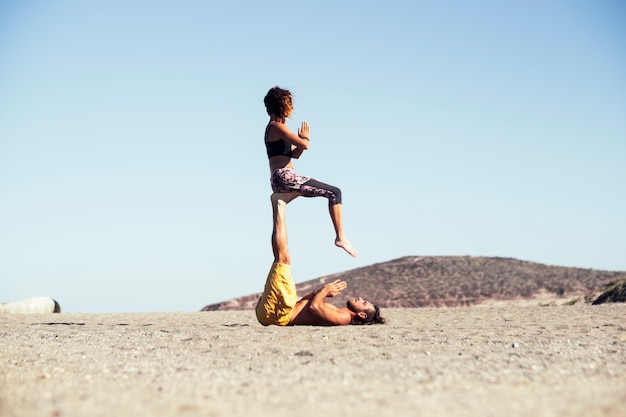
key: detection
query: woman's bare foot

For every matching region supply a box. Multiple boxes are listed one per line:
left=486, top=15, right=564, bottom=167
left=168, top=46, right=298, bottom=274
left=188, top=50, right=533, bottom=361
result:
left=335, top=236, right=357, bottom=257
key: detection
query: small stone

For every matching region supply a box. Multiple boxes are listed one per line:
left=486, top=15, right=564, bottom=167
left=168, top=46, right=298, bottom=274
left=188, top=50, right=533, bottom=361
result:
left=512, top=342, right=519, bottom=348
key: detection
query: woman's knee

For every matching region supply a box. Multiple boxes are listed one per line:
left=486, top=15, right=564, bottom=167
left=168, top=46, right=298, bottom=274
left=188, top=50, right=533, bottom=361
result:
left=331, top=186, right=342, bottom=205
left=324, top=185, right=341, bottom=205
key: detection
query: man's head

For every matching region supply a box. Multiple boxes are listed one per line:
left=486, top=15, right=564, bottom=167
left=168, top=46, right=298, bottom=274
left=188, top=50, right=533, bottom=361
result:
left=347, top=297, right=385, bottom=325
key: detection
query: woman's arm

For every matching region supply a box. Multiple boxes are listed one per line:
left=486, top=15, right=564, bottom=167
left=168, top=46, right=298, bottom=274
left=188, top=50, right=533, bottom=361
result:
left=272, top=121, right=310, bottom=149
left=290, top=140, right=308, bottom=159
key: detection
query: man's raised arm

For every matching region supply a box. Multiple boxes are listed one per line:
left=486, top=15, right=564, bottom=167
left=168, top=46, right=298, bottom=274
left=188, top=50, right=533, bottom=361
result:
left=308, top=280, right=352, bottom=325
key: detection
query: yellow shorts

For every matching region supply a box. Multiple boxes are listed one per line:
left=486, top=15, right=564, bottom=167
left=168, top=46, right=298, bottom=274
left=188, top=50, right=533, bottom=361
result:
left=256, top=262, right=298, bottom=326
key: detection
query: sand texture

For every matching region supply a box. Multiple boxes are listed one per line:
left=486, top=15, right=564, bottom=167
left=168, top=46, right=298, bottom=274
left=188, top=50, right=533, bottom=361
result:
left=1, top=305, right=625, bottom=417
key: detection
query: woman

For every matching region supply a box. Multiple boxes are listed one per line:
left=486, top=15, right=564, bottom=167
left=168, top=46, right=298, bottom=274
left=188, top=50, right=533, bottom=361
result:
left=263, top=86, right=357, bottom=257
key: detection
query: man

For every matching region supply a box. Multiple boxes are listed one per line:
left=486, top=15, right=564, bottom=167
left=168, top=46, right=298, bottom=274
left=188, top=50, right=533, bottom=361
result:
left=256, top=193, right=385, bottom=326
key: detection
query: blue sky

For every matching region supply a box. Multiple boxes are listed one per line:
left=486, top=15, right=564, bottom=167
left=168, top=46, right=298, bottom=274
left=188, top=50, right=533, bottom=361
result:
left=1, top=1, right=624, bottom=313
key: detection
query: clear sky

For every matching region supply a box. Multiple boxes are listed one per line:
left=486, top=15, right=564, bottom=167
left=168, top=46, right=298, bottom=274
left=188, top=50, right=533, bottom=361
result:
left=1, top=1, right=624, bottom=313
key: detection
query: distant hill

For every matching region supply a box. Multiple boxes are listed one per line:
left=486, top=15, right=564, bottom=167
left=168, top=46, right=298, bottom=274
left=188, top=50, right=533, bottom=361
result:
left=200, top=256, right=626, bottom=311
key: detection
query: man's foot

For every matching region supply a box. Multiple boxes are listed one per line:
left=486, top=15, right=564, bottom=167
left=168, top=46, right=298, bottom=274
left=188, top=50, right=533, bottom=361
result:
left=270, top=192, right=299, bottom=206
left=335, top=236, right=357, bottom=257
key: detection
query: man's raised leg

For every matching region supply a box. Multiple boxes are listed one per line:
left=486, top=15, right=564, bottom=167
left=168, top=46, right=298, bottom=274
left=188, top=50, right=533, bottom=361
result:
left=270, top=193, right=298, bottom=264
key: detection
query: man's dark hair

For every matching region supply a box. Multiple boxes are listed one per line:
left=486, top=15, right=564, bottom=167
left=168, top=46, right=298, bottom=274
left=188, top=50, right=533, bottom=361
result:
left=351, top=305, right=386, bottom=325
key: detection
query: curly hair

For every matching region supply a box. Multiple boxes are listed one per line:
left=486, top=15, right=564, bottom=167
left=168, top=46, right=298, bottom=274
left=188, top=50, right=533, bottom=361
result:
left=264, top=86, right=294, bottom=119
left=351, top=305, right=386, bottom=325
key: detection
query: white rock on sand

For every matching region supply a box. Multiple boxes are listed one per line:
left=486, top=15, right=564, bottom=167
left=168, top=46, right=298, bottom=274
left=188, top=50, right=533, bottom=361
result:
left=0, top=305, right=624, bottom=417
left=0, top=297, right=60, bottom=314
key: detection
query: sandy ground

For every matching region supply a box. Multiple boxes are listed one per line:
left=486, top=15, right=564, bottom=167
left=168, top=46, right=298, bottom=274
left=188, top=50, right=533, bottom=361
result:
left=1, top=305, right=625, bottom=417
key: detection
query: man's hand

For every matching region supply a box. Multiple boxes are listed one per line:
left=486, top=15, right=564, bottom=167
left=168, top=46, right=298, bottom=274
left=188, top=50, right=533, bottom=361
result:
left=306, top=279, right=353, bottom=325
left=323, top=279, right=347, bottom=297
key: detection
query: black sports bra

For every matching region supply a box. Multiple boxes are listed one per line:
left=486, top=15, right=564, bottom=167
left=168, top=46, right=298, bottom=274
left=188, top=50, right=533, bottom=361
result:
left=264, top=123, right=293, bottom=159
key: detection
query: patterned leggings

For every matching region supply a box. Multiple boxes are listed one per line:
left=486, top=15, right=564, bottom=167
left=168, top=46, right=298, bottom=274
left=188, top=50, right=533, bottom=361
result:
left=270, top=168, right=342, bottom=205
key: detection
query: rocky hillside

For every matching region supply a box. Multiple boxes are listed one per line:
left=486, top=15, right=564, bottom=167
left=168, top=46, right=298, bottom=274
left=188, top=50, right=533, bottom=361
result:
left=200, top=256, right=626, bottom=311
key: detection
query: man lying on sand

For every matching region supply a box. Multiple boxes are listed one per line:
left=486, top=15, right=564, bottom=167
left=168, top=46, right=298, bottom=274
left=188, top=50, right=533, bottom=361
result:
left=256, top=193, right=385, bottom=326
